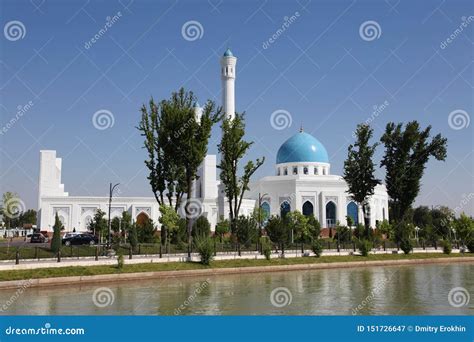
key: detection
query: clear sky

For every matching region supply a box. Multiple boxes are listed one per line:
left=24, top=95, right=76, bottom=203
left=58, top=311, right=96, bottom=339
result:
left=0, top=0, right=473, bottom=216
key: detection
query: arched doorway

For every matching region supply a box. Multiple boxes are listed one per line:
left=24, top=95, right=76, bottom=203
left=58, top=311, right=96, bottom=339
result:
left=302, top=201, right=313, bottom=216
left=325, top=201, right=336, bottom=227
left=280, top=201, right=291, bottom=218
left=347, top=202, right=358, bottom=226
left=261, top=202, right=270, bottom=224
left=136, top=212, right=150, bottom=227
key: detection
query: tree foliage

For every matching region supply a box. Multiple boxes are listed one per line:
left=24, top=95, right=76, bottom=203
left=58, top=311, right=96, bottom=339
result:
left=380, top=121, right=447, bottom=226
left=265, top=216, right=290, bottom=255
left=343, top=124, right=381, bottom=236
left=140, top=89, right=221, bottom=254
left=218, top=113, right=265, bottom=233
left=51, top=213, right=63, bottom=253
left=192, top=216, right=211, bottom=238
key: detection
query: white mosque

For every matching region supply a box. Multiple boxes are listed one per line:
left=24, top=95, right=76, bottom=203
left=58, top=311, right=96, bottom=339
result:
left=37, top=49, right=389, bottom=235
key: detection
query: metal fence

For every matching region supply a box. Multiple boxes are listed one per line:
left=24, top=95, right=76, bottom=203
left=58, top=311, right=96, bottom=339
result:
left=0, top=239, right=457, bottom=264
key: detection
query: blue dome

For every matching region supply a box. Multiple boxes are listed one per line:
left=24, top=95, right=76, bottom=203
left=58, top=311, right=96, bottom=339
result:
left=276, top=131, right=329, bottom=164
left=223, top=48, right=233, bottom=57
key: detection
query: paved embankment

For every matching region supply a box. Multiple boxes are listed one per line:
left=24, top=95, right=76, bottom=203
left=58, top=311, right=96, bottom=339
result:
left=0, top=255, right=472, bottom=290
left=0, top=247, right=451, bottom=271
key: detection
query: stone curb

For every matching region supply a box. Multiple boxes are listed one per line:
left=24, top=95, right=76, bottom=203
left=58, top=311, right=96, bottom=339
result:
left=0, top=256, right=472, bottom=290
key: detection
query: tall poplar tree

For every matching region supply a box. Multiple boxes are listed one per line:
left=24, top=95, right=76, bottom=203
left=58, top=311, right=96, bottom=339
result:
left=218, top=113, right=265, bottom=233
left=343, top=124, right=381, bottom=237
left=140, top=88, right=221, bottom=257
left=380, top=121, right=447, bottom=228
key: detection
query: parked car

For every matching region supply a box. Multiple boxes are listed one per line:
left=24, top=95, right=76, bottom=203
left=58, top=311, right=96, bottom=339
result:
left=62, top=232, right=81, bottom=240
left=62, top=233, right=98, bottom=246
left=30, top=233, right=46, bottom=243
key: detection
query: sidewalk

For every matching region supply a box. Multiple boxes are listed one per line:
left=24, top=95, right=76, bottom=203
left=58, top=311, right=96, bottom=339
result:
left=0, top=247, right=452, bottom=271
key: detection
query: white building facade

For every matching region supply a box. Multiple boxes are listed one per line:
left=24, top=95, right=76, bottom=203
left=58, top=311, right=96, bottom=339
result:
left=38, top=49, right=388, bottom=233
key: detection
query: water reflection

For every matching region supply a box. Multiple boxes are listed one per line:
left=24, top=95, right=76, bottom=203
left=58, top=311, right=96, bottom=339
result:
left=0, top=263, right=472, bottom=315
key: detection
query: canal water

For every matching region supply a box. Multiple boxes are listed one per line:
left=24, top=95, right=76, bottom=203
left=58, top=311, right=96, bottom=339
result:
left=0, top=263, right=472, bottom=315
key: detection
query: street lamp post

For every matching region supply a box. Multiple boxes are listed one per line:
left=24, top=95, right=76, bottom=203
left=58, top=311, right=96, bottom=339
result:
left=107, top=182, right=120, bottom=250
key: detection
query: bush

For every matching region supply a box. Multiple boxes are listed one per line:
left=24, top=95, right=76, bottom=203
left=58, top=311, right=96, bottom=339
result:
left=400, top=238, right=413, bottom=254
left=195, top=236, right=214, bottom=265
left=192, top=216, right=211, bottom=238
left=117, top=252, right=124, bottom=270
left=358, top=239, right=372, bottom=256
left=312, top=240, right=323, bottom=257
left=442, top=240, right=452, bottom=255
left=260, top=237, right=271, bottom=260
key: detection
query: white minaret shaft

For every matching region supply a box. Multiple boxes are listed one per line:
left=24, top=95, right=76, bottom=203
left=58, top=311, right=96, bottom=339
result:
left=220, top=48, right=237, bottom=120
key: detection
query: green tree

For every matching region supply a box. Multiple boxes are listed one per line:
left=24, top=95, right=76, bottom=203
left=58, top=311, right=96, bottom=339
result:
left=159, top=204, right=180, bottom=246
left=218, top=114, right=265, bottom=235
left=138, top=219, right=158, bottom=243
left=431, top=206, right=454, bottom=240
left=265, top=216, right=290, bottom=256
left=18, top=209, right=37, bottom=227
left=307, top=216, right=321, bottom=240
left=88, top=209, right=107, bottom=243
left=215, top=218, right=230, bottom=242
left=453, top=213, right=473, bottom=248
left=234, top=215, right=258, bottom=254
left=157, top=89, right=221, bottom=257
left=1, top=192, right=20, bottom=229
left=192, top=216, right=211, bottom=238
left=138, top=98, right=186, bottom=211
left=50, top=213, right=63, bottom=253
left=287, top=211, right=311, bottom=251
left=343, top=124, right=381, bottom=237
left=380, top=121, right=447, bottom=232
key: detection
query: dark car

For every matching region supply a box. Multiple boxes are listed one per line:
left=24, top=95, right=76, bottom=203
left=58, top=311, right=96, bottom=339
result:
left=62, top=233, right=98, bottom=246
left=30, top=233, right=46, bottom=243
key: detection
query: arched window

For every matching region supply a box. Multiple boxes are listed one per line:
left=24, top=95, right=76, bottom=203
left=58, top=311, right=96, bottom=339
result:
left=382, top=207, right=386, bottom=221
left=277, top=168, right=281, bottom=176
left=314, top=167, right=318, bottom=175
left=280, top=201, right=291, bottom=218
left=325, top=201, right=336, bottom=227
left=293, top=167, right=298, bottom=175
left=302, top=201, right=313, bottom=216
left=261, top=202, right=270, bottom=224
left=346, top=202, right=358, bottom=226
left=303, top=167, right=308, bottom=175
left=323, top=168, right=327, bottom=175
left=283, top=168, right=288, bottom=175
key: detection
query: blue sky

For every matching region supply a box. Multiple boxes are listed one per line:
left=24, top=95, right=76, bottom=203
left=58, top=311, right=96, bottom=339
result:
left=0, top=0, right=473, bottom=216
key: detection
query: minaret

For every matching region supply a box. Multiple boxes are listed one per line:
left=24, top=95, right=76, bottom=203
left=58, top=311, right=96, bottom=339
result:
left=220, top=48, right=237, bottom=120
